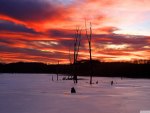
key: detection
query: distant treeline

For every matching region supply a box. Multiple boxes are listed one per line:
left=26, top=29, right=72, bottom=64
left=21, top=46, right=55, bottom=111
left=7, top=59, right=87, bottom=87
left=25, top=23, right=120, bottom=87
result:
left=0, top=60, right=150, bottom=78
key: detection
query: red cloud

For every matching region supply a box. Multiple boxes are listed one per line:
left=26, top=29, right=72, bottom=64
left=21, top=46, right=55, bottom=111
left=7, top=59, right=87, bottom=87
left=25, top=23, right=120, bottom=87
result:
left=97, top=26, right=119, bottom=34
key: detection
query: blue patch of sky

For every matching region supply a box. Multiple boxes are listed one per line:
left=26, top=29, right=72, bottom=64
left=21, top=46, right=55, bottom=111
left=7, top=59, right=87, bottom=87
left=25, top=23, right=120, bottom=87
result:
left=116, top=19, right=150, bottom=36
left=56, top=0, right=74, bottom=5
left=128, top=20, right=150, bottom=36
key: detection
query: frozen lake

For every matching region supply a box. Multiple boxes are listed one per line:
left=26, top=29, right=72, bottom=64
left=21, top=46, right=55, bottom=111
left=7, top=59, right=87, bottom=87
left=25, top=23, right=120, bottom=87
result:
left=0, top=73, right=150, bottom=113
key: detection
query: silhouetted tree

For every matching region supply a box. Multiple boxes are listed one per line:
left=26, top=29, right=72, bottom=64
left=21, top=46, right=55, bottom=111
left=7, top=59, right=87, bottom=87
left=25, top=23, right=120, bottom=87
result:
left=73, top=27, right=82, bottom=83
left=85, top=20, right=93, bottom=84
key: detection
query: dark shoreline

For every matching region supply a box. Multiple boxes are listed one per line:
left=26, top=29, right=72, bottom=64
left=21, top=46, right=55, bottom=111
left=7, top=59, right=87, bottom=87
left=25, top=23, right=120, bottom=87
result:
left=0, top=60, right=150, bottom=79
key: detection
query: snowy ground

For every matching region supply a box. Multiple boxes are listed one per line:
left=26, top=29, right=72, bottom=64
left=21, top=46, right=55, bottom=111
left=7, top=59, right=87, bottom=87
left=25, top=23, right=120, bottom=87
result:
left=0, top=74, right=150, bottom=113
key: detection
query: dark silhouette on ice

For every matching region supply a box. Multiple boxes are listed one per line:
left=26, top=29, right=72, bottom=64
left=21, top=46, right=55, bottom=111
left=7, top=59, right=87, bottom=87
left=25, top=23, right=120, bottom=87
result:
left=51, top=75, right=54, bottom=81
left=96, top=80, right=98, bottom=84
left=71, top=87, right=76, bottom=93
left=111, top=81, right=114, bottom=86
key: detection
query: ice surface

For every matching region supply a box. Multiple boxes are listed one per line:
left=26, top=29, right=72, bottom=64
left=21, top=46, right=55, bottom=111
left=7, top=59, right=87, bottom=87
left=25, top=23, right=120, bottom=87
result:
left=0, top=73, right=150, bottom=113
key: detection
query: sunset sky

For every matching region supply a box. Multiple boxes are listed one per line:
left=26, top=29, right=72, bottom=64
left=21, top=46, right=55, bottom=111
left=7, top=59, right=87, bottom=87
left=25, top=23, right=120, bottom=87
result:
left=0, top=0, right=150, bottom=64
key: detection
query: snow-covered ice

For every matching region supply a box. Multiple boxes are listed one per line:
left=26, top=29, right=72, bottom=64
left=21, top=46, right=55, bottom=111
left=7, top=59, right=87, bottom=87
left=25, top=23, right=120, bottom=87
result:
left=0, top=73, right=150, bottom=113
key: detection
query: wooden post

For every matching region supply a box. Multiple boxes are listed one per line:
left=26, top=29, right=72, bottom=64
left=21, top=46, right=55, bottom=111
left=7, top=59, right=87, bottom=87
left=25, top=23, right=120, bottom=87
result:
left=57, top=61, right=59, bottom=81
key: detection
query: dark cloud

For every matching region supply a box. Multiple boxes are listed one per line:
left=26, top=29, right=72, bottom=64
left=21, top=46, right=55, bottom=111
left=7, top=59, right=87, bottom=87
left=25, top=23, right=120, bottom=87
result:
left=0, top=45, right=40, bottom=55
left=0, top=45, right=67, bottom=59
left=92, top=34, right=150, bottom=52
left=0, top=20, right=37, bottom=33
left=0, top=38, right=13, bottom=44
left=94, top=34, right=149, bottom=45
left=48, top=30, right=147, bottom=46
left=48, top=29, right=74, bottom=38
left=109, top=34, right=148, bottom=45
left=59, top=40, right=74, bottom=48
left=0, top=0, right=66, bottom=22
left=47, top=29, right=149, bottom=51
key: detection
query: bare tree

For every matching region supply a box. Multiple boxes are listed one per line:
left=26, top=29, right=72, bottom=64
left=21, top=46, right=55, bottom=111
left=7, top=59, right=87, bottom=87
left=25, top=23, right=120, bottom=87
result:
left=73, top=27, right=82, bottom=84
left=85, top=20, right=93, bottom=84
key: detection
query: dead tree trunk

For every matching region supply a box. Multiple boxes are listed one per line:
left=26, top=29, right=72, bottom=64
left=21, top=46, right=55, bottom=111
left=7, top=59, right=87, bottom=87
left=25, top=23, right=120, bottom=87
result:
left=73, top=27, right=82, bottom=84
left=85, top=21, right=93, bottom=84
